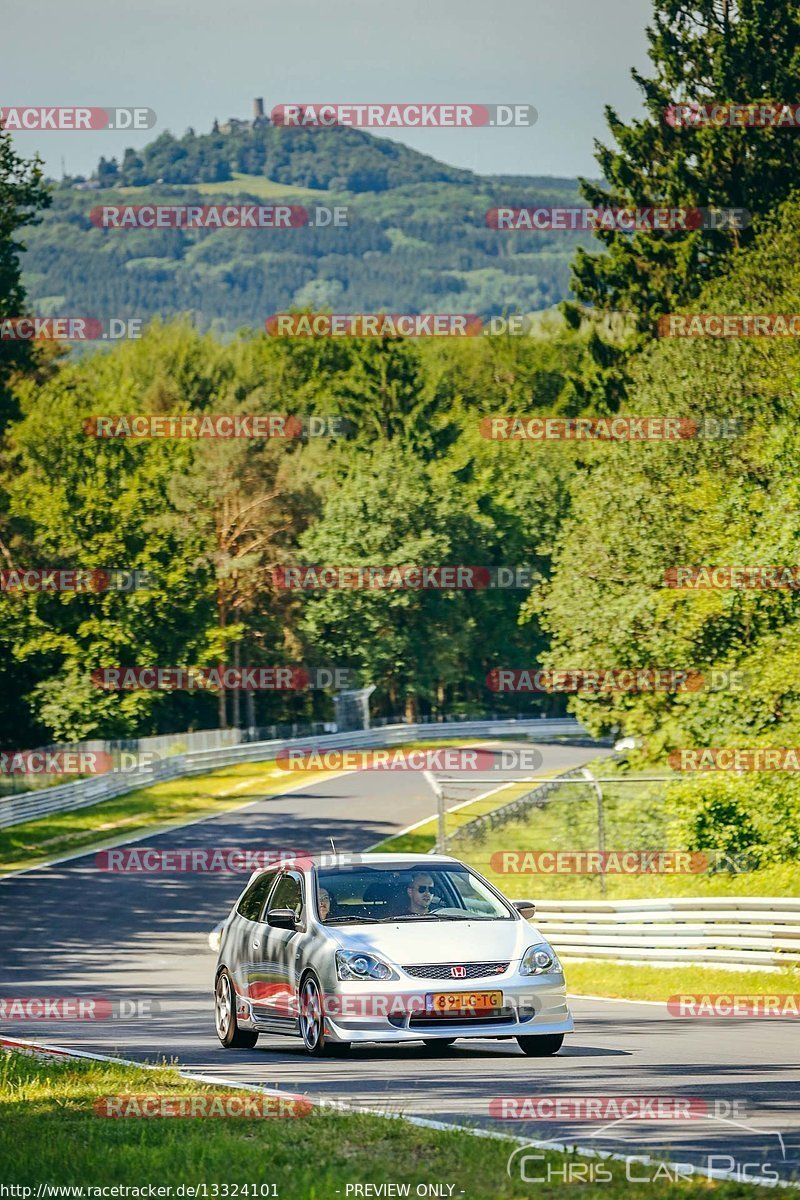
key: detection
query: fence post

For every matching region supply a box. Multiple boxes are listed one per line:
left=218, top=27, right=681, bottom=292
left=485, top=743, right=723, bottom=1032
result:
left=580, top=767, right=606, bottom=896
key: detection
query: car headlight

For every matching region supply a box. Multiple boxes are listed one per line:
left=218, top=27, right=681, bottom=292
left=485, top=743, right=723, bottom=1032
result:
left=520, top=942, right=561, bottom=976
left=336, top=951, right=397, bottom=981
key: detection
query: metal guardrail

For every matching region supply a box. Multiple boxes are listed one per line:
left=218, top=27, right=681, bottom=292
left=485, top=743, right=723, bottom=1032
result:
left=0, top=718, right=587, bottom=830
left=529, top=897, right=800, bottom=967
left=443, top=765, right=590, bottom=851
left=0, top=722, right=340, bottom=796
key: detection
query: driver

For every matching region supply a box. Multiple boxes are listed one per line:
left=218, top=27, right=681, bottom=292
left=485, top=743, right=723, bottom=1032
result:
left=405, top=871, right=436, bottom=916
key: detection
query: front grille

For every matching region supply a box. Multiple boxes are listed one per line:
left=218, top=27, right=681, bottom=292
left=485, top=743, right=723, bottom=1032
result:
left=402, top=961, right=509, bottom=980
left=407, top=1008, right=515, bottom=1028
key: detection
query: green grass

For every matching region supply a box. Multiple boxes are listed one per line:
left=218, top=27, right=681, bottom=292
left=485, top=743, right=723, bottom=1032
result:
left=193, top=172, right=332, bottom=200
left=374, top=759, right=800, bottom=1005
left=0, top=759, right=325, bottom=876
left=446, top=757, right=800, bottom=899
left=377, top=774, right=560, bottom=854
left=565, top=960, right=800, bottom=1003
left=0, top=739, right=498, bottom=876
left=0, top=1050, right=758, bottom=1196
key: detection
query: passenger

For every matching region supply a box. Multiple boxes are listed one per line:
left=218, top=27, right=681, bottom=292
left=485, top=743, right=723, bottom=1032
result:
left=318, top=887, right=331, bottom=921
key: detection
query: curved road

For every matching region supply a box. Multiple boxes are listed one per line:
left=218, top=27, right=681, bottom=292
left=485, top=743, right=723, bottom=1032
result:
left=1, top=740, right=798, bottom=1186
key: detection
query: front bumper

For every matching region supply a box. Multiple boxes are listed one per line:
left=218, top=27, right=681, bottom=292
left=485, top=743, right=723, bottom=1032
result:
left=319, top=973, right=573, bottom=1044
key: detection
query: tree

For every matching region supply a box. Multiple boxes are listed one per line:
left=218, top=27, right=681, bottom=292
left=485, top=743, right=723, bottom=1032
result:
left=532, top=194, right=800, bottom=755
left=529, top=194, right=800, bottom=861
left=567, top=0, right=800, bottom=409
left=296, top=448, right=477, bottom=721
left=0, top=124, right=51, bottom=428
left=2, top=324, right=232, bottom=740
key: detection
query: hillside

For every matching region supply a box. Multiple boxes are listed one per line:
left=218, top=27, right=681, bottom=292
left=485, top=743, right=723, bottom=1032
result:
left=23, top=122, right=590, bottom=334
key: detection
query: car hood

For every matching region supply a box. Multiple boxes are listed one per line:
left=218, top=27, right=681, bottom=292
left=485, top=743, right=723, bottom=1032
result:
left=327, top=919, right=545, bottom=965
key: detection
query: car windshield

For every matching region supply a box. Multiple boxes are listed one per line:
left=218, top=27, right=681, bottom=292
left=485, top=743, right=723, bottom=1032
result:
left=314, top=863, right=513, bottom=924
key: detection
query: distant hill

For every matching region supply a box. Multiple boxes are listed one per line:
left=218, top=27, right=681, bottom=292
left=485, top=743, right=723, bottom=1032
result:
left=102, top=124, right=478, bottom=192
left=24, top=122, right=595, bottom=334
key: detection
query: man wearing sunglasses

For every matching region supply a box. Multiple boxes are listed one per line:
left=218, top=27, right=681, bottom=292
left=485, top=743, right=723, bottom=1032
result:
left=405, top=871, right=437, bottom=916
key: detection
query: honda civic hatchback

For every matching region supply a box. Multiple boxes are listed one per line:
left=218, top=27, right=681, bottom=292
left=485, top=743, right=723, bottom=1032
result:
left=213, top=852, right=572, bottom=1056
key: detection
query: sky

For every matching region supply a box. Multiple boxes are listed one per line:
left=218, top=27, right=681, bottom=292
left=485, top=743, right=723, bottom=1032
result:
left=4, top=0, right=655, bottom=181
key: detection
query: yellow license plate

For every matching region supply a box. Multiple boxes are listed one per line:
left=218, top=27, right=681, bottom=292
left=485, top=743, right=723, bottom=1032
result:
left=426, top=990, right=503, bottom=1014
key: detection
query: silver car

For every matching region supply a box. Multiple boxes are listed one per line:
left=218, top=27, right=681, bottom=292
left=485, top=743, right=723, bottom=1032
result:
left=213, top=852, right=572, bottom=1057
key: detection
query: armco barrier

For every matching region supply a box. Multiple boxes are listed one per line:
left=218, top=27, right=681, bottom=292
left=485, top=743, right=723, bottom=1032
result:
left=530, top=897, right=800, bottom=967
left=443, top=765, right=590, bottom=850
left=0, top=718, right=587, bottom=830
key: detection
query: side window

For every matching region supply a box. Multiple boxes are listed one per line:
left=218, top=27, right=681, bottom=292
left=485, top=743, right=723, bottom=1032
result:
left=268, top=872, right=304, bottom=921
left=449, top=871, right=496, bottom=915
left=237, top=870, right=278, bottom=921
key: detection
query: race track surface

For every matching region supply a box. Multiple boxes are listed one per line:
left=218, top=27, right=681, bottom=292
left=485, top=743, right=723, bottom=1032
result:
left=2, top=741, right=798, bottom=1185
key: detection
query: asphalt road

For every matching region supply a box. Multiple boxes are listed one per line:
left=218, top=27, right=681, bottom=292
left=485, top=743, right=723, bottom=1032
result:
left=1, top=740, right=798, bottom=1187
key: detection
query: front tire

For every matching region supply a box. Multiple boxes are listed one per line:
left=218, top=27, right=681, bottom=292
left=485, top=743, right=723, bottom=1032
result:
left=215, top=969, right=258, bottom=1049
left=299, top=975, right=349, bottom=1056
left=517, top=1033, right=564, bottom=1056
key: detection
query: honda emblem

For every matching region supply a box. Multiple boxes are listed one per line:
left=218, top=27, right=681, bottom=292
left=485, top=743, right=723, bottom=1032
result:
left=451, top=965, right=467, bottom=978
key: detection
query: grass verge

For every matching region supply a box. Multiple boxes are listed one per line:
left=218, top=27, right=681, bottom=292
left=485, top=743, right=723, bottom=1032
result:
left=0, top=1049, right=757, bottom=1197
left=565, top=960, right=800, bottom=1003
left=0, top=760, right=331, bottom=876
left=0, top=739, right=492, bottom=876
left=444, top=756, right=800, bottom=899
left=376, top=774, right=559, bottom=855
left=373, top=761, right=800, bottom=1005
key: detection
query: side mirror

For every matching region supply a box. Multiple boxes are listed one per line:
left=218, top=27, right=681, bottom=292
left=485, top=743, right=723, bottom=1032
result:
left=513, top=900, right=536, bottom=920
left=266, top=907, right=297, bottom=930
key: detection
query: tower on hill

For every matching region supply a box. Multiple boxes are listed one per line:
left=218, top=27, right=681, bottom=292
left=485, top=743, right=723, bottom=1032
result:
left=218, top=99, right=271, bottom=135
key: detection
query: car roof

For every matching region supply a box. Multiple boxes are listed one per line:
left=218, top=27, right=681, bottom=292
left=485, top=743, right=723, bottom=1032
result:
left=313, top=853, right=459, bottom=866
left=244, top=852, right=460, bottom=886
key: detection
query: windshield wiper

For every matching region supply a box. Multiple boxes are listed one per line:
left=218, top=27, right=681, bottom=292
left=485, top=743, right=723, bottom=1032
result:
left=325, top=915, right=382, bottom=924
left=386, top=913, right=470, bottom=922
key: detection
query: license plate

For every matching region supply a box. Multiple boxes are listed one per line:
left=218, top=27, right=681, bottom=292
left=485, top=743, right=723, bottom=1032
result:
left=426, top=990, right=503, bottom=1015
